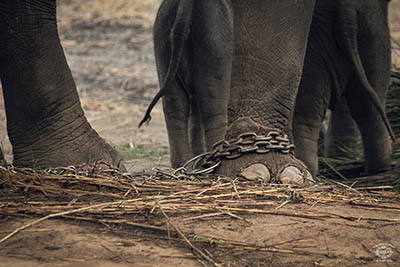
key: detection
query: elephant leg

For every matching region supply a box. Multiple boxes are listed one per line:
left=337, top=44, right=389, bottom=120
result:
left=216, top=0, right=315, bottom=184
left=325, top=98, right=360, bottom=159
left=318, top=124, right=327, bottom=156
left=188, top=96, right=206, bottom=157
left=153, top=1, right=193, bottom=168
left=346, top=81, right=392, bottom=174
left=292, top=122, right=322, bottom=176
left=191, top=0, right=233, bottom=151
left=293, top=64, right=330, bottom=176
left=338, top=0, right=392, bottom=174
left=162, top=89, right=192, bottom=168
left=0, top=0, right=124, bottom=170
left=345, top=6, right=392, bottom=174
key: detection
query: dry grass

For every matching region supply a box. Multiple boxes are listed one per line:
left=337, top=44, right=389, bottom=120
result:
left=1, top=164, right=400, bottom=264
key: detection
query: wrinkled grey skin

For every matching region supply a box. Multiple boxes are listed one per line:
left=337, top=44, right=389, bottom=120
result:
left=141, top=0, right=233, bottom=168
left=293, top=0, right=393, bottom=176
left=0, top=0, right=125, bottom=170
left=144, top=0, right=316, bottom=184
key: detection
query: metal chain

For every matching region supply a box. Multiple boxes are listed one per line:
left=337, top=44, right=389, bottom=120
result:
left=176, top=130, right=295, bottom=175
left=0, top=131, right=294, bottom=179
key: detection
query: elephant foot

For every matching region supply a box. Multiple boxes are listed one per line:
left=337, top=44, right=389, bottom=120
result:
left=217, top=152, right=313, bottom=186
left=11, top=123, right=126, bottom=172
left=214, top=118, right=313, bottom=186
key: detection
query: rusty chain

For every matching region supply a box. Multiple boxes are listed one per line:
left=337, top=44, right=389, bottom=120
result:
left=176, top=131, right=295, bottom=175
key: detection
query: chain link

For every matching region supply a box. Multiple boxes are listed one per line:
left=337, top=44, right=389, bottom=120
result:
left=178, top=130, right=295, bottom=175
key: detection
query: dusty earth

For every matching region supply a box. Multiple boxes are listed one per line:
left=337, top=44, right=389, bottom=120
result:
left=1, top=0, right=400, bottom=266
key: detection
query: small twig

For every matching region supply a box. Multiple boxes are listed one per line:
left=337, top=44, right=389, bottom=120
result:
left=217, top=206, right=400, bottom=223
left=323, top=234, right=330, bottom=257
left=159, top=254, right=196, bottom=259
left=223, top=211, right=253, bottom=225
left=352, top=186, right=394, bottom=190
left=183, top=212, right=225, bottom=222
left=321, top=158, right=349, bottom=180
left=195, top=182, right=231, bottom=196
left=156, top=202, right=219, bottom=266
left=308, top=201, right=320, bottom=210
left=231, top=179, right=241, bottom=199
left=328, top=179, right=361, bottom=194
left=275, top=199, right=291, bottom=210
left=124, top=188, right=132, bottom=197
left=130, top=184, right=140, bottom=194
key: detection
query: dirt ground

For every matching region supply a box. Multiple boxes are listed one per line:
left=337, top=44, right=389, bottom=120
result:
left=1, top=0, right=400, bottom=266
left=1, top=198, right=400, bottom=267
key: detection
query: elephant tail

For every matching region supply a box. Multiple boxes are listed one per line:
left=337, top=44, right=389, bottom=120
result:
left=337, top=4, right=396, bottom=142
left=139, top=0, right=194, bottom=127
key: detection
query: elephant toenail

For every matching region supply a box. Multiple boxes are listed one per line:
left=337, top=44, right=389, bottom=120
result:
left=279, top=166, right=305, bottom=186
left=240, top=163, right=271, bottom=182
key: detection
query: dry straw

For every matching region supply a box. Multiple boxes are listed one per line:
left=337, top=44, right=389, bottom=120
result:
left=1, top=160, right=400, bottom=265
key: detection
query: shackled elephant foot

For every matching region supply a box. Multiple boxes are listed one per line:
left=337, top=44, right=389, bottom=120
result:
left=10, top=123, right=126, bottom=172
left=214, top=117, right=314, bottom=186
left=217, top=153, right=313, bottom=186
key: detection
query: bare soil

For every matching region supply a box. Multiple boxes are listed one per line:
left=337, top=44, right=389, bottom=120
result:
left=2, top=203, right=400, bottom=267
left=1, top=0, right=400, bottom=266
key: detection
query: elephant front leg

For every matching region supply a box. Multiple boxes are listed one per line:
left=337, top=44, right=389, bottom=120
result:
left=215, top=0, right=315, bottom=185
left=0, top=1, right=124, bottom=170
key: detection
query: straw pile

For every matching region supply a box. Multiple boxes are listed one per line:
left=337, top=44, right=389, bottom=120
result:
left=1, top=162, right=400, bottom=265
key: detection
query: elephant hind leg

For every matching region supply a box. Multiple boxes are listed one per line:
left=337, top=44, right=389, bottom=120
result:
left=292, top=57, right=331, bottom=176
left=188, top=94, right=206, bottom=157
left=162, top=88, right=193, bottom=169
left=325, top=98, right=361, bottom=160
left=346, top=81, right=392, bottom=174
left=191, top=0, right=233, bottom=152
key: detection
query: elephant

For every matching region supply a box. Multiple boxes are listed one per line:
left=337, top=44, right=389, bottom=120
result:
left=141, top=0, right=316, bottom=184
left=0, top=1, right=125, bottom=171
left=142, top=0, right=394, bottom=184
left=140, top=0, right=233, bottom=169
left=293, top=0, right=394, bottom=176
